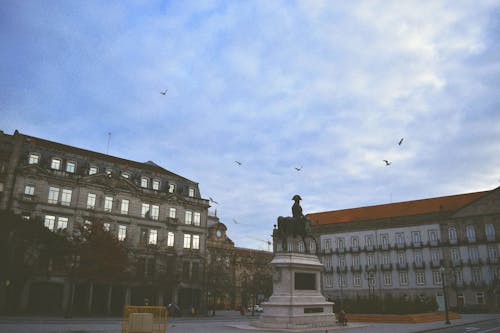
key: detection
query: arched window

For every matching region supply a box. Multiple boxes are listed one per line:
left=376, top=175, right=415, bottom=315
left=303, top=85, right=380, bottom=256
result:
left=485, top=224, right=496, bottom=241
left=466, top=225, right=476, bottom=242
left=448, top=227, right=457, bottom=243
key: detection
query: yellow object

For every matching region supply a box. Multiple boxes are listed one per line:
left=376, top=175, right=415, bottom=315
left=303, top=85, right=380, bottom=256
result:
left=122, top=306, right=167, bottom=333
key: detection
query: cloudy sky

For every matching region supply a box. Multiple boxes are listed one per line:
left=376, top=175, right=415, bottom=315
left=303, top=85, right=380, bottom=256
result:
left=2, top=1, right=500, bottom=250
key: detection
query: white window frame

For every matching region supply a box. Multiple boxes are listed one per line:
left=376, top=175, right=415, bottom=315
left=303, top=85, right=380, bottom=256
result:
left=352, top=254, right=360, bottom=267
left=87, top=193, right=96, bottom=209
left=89, top=166, right=98, bottom=175
left=399, top=271, right=409, bottom=286
left=433, top=271, right=442, bottom=285
left=396, top=232, right=405, bottom=245
left=383, top=272, right=392, bottom=286
left=57, top=217, right=68, bottom=230
left=148, top=229, right=158, bottom=245
left=412, top=231, right=421, bottom=244
left=118, top=225, right=127, bottom=241
left=66, top=161, right=76, bottom=173
left=398, top=251, right=406, bottom=265
left=103, top=223, right=111, bottom=231
left=185, top=211, right=193, bottom=225
left=451, top=248, right=460, bottom=262
left=366, top=235, right=374, bottom=248
left=50, top=158, right=61, bottom=170
left=466, top=225, right=476, bottom=242
left=28, top=153, right=40, bottom=164
left=448, top=227, right=457, bottom=242
left=469, top=247, right=479, bottom=263
left=152, top=179, right=160, bottom=191
left=476, top=292, right=485, bottom=305
left=24, top=184, right=35, bottom=196
left=167, top=232, right=175, bottom=247
left=120, top=199, right=129, bottom=215
left=141, top=177, right=149, bottom=188
left=141, top=203, right=150, bottom=218
left=48, top=186, right=59, bottom=204
left=169, top=207, right=176, bottom=218
left=193, top=212, right=201, bottom=226
left=351, top=236, right=359, bottom=248
left=151, top=205, right=160, bottom=220
left=338, top=237, right=345, bottom=250
left=188, top=188, right=195, bottom=197
left=61, top=189, right=72, bottom=206
left=353, top=273, right=361, bottom=287
left=193, top=235, right=200, bottom=249
left=44, top=215, right=56, bottom=231
left=488, top=246, right=498, bottom=260
left=416, top=271, right=426, bottom=285
left=486, top=224, right=495, bottom=241
left=184, top=234, right=192, bottom=249
left=472, top=269, right=481, bottom=284
left=104, top=196, right=113, bottom=212
left=168, top=183, right=175, bottom=193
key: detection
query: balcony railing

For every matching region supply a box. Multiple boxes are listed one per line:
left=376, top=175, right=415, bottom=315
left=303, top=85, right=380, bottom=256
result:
left=396, top=263, right=409, bottom=270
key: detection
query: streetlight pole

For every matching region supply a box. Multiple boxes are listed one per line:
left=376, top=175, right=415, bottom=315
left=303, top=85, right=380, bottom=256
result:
left=440, top=266, right=451, bottom=325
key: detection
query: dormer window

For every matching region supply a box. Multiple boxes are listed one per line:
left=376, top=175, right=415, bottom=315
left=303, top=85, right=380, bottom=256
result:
left=66, top=161, right=76, bottom=173
left=188, top=188, right=195, bottom=197
left=51, top=158, right=61, bottom=170
left=89, top=166, right=98, bottom=175
left=152, top=179, right=160, bottom=191
left=141, top=177, right=149, bottom=188
left=28, top=153, right=40, bottom=165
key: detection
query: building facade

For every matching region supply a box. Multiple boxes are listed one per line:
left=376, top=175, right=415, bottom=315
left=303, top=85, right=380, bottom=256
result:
left=309, top=188, right=500, bottom=312
left=206, top=214, right=273, bottom=310
left=0, top=130, right=209, bottom=315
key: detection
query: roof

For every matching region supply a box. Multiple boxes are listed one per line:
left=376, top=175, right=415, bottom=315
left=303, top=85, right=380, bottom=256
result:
left=307, top=190, right=491, bottom=225
left=14, top=130, right=197, bottom=184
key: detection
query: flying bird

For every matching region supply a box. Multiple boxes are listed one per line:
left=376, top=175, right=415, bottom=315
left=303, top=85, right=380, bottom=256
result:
left=160, top=89, right=168, bottom=95
left=232, top=219, right=240, bottom=224
left=209, top=196, right=218, bottom=204
left=383, top=160, right=392, bottom=166
left=234, top=161, right=242, bottom=166
left=398, top=137, right=404, bottom=145
left=294, top=166, right=302, bottom=171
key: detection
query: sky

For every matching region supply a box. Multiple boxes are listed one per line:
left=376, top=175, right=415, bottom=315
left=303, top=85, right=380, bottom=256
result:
left=2, top=1, right=500, bottom=250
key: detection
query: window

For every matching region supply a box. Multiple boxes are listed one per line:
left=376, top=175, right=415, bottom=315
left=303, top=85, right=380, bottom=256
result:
left=339, top=255, right=346, bottom=267
left=428, top=230, right=438, bottom=243
left=185, top=211, right=192, bottom=225
left=367, top=254, right=374, bottom=266
left=451, top=248, right=461, bottom=262
left=351, top=236, right=359, bottom=248
left=476, top=292, right=485, bottom=305
left=380, top=234, right=389, bottom=248
left=324, top=257, right=332, bottom=269
left=140, top=203, right=149, bottom=218
left=339, top=273, right=347, bottom=288
left=148, top=229, right=158, bottom=245
left=66, top=161, right=76, bottom=173
left=184, top=234, right=191, bottom=249
left=416, top=271, right=426, bottom=285
left=325, top=275, right=333, bottom=288
left=352, top=254, right=360, bottom=267
left=448, top=227, right=457, bottom=243
left=466, top=225, right=476, bottom=242
left=412, top=231, right=421, bottom=244
left=121, top=172, right=129, bottom=179
left=431, top=250, right=440, bottom=264
left=366, top=235, right=374, bottom=248
left=323, top=239, right=331, bottom=250
left=116, top=199, right=127, bottom=215
left=87, top=193, right=96, bottom=209
left=89, top=166, right=98, bottom=175
left=141, top=177, right=149, bottom=188
left=399, top=271, right=409, bottom=286
left=51, top=158, right=61, bottom=170
left=469, top=247, right=479, bottom=263
left=488, top=246, right=498, bottom=260
left=118, top=225, right=127, bottom=241
left=151, top=205, right=159, bottom=220
left=188, top=188, right=195, bottom=197
left=398, top=252, right=406, bottom=266
left=193, top=235, right=200, bottom=249
left=353, top=273, right=361, bottom=287
left=152, top=179, right=160, bottom=190
left=414, top=251, right=423, bottom=265
left=396, top=232, right=405, bottom=246
left=338, top=237, right=345, bottom=250
left=455, top=270, right=463, bottom=284
left=24, top=185, right=35, bottom=196
left=193, top=212, right=201, bottom=226
left=168, top=183, right=175, bottom=193
left=433, top=271, right=442, bottom=285
left=44, top=215, right=55, bottom=231
left=104, top=196, right=113, bottom=212
left=383, top=272, right=392, bottom=286
left=61, top=189, right=72, bottom=206
left=472, top=269, right=481, bottom=285
left=383, top=252, right=391, bottom=265
left=297, top=241, right=305, bottom=253
left=167, top=232, right=175, bottom=247
left=103, top=223, right=111, bottom=231
left=28, top=153, right=39, bottom=164
left=48, top=186, right=59, bottom=204
left=57, top=217, right=68, bottom=230
left=169, top=207, right=176, bottom=218
left=486, top=224, right=495, bottom=241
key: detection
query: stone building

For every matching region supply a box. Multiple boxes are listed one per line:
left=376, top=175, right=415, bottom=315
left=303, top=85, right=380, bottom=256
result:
left=0, top=130, right=209, bottom=315
left=308, top=188, right=500, bottom=312
left=206, top=214, right=273, bottom=310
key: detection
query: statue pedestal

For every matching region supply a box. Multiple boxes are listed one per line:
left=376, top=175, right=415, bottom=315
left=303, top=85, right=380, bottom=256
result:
left=253, top=252, right=336, bottom=329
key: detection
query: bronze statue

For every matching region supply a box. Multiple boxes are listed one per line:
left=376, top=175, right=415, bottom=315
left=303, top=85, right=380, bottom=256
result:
left=274, top=195, right=314, bottom=252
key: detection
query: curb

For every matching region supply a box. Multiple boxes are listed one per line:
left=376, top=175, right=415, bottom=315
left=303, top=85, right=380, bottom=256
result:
left=414, top=317, right=499, bottom=333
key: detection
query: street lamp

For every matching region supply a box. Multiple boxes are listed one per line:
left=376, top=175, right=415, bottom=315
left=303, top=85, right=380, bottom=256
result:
left=440, top=266, right=451, bottom=325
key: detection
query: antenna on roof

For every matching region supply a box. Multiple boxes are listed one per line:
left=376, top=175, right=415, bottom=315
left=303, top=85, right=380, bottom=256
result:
left=106, top=132, right=111, bottom=154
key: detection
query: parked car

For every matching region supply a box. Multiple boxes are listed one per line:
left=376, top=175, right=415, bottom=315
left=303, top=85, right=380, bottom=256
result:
left=248, top=305, right=263, bottom=313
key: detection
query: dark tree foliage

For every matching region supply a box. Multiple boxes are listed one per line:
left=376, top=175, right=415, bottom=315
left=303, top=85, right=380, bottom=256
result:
left=335, top=294, right=438, bottom=314
left=74, top=220, right=130, bottom=284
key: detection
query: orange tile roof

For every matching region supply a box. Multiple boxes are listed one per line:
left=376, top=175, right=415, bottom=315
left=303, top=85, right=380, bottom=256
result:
left=307, top=190, right=491, bottom=225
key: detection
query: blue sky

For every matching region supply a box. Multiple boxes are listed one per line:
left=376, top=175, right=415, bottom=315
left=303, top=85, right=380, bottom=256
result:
left=2, top=1, right=500, bottom=250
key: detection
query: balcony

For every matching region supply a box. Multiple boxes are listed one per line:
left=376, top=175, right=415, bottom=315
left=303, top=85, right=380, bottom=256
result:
left=412, top=262, right=426, bottom=269
left=350, top=246, right=360, bottom=253
left=324, top=266, right=334, bottom=273
left=365, top=264, right=377, bottom=272
left=395, top=242, right=407, bottom=250
left=166, top=217, right=178, bottom=225
left=350, top=264, right=362, bottom=273
left=411, top=241, right=422, bottom=248
left=451, top=260, right=463, bottom=268
left=380, top=263, right=393, bottom=271
left=487, top=257, right=499, bottom=265
left=396, top=263, right=409, bottom=270
left=336, top=266, right=348, bottom=274
left=430, top=260, right=444, bottom=268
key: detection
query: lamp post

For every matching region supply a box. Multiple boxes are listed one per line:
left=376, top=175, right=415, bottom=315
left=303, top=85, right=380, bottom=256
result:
left=440, top=266, right=451, bottom=325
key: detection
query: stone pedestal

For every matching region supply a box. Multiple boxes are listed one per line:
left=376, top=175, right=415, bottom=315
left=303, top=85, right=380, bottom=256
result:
left=254, top=252, right=336, bottom=329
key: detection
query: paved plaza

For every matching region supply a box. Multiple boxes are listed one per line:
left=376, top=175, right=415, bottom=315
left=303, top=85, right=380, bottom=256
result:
left=0, top=311, right=499, bottom=333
